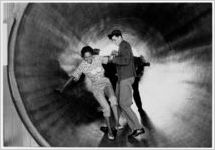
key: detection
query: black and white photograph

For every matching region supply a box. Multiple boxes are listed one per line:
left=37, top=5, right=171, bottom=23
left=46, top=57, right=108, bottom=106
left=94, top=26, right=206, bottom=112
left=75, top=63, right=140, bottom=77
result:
left=0, top=1, right=214, bottom=148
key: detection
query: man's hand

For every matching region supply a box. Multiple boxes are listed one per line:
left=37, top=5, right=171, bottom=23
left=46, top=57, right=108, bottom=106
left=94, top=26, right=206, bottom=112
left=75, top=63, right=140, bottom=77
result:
left=108, top=50, right=118, bottom=63
left=108, top=55, right=114, bottom=63
left=111, top=50, right=118, bottom=56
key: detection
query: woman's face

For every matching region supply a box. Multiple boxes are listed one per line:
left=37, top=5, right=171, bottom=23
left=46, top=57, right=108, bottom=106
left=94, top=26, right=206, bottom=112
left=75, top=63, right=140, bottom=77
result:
left=83, top=52, right=93, bottom=64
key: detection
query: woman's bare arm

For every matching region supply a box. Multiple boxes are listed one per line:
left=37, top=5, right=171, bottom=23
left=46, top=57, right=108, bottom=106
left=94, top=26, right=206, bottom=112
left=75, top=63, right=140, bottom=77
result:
left=57, top=76, right=76, bottom=93
left=101, top=56, right=109, bottom=64
left=57, top=62, right=83, bottom=93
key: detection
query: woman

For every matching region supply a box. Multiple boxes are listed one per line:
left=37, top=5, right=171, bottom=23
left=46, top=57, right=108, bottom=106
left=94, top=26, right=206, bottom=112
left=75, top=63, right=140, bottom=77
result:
left=58, top=46, right=119, bottom=140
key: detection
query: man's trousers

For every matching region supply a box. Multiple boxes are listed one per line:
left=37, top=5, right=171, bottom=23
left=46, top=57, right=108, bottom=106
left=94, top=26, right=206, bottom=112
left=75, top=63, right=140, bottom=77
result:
left=116, top=77, right=142, bottom=130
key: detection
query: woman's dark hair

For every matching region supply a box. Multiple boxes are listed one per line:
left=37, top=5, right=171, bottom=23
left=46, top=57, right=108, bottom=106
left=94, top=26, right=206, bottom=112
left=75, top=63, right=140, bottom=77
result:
left=81, top=46, right=94, bottom=57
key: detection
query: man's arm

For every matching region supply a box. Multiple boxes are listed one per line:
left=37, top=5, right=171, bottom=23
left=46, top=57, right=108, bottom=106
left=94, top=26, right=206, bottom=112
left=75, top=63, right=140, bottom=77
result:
left=112, top=43, right=131, bottom=65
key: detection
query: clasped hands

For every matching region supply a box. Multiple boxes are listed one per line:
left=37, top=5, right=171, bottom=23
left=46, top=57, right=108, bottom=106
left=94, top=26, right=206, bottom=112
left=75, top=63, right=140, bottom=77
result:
left=108, top=50, right=118, bottom=62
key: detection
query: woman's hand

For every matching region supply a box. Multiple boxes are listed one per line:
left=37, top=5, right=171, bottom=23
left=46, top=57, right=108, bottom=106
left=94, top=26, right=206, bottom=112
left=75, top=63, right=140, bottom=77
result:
left=55, top=87, right=64, bottom=94
left=111, top=50, right=118, bottom=56
left=56, top=76, right=78, bottom=94
left=73, top=76, right=79, bottom=81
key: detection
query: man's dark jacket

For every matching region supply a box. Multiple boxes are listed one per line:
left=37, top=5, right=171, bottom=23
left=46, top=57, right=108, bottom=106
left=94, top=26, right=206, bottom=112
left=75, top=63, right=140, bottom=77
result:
left=112, top=40, right=136, bottom=81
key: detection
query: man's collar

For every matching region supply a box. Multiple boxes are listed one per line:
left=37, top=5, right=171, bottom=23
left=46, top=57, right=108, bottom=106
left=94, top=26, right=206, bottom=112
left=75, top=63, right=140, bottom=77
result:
left=119, top=40, right=125, bottom=46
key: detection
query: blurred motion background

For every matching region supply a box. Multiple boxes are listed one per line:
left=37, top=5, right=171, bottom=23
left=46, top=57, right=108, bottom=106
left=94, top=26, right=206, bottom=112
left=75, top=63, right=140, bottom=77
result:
left=1, top=2, right=213, bottom=147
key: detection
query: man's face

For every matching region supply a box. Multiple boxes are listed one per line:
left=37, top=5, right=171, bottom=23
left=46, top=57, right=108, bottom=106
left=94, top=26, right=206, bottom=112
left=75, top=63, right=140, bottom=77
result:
left=111, top=36, right=122, bottom=46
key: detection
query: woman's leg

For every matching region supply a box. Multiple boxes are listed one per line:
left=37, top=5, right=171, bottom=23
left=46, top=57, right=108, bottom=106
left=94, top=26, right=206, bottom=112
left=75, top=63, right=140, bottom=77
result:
left=93, top=90, right=114, bottom=137
left=105, top=117, right=113, bottom=135
left=104, top=85, right=120, bottom=128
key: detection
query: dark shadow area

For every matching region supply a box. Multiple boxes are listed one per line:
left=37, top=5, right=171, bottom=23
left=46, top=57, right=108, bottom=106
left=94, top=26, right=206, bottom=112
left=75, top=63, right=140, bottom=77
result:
left=55, top=74, right=103, bottom=125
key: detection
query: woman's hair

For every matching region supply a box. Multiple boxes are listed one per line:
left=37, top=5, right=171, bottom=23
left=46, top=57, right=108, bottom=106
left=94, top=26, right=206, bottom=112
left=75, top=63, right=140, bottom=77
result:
left=81, top=46, right=94, bottom=58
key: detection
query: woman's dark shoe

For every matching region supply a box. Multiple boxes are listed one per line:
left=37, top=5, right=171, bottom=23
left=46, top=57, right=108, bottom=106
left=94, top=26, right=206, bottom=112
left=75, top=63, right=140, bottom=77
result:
left=100, top=126, right=117, bottom=139
left=108, top=133, right=115, bottom=141
left=100, top=126, right=117, bottom=134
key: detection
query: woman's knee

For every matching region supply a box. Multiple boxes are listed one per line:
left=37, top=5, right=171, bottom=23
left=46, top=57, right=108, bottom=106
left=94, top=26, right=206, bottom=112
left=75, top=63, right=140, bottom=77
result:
left=103, top=105, right=111, bottom=117
left=109, top=96, right=118, bottom=106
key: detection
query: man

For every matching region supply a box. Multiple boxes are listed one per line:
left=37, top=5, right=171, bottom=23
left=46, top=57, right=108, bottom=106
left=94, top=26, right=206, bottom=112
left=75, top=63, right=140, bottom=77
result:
left=108, top=30, right=145, bottom=138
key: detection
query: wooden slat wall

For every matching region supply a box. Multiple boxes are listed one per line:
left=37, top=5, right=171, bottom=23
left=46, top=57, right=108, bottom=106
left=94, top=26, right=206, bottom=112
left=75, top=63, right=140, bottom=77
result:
left=3, top=66, right=39, bottom=147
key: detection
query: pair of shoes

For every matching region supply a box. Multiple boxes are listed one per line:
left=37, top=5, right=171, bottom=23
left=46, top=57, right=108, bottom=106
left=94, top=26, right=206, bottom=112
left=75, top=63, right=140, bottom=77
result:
left=128, top=128, right=145, bottom=138
left=100, top=126, right=117, bottom=140
left=100, top=126, right=118, bottom=134
left=108, top=133, right=115, bottom=141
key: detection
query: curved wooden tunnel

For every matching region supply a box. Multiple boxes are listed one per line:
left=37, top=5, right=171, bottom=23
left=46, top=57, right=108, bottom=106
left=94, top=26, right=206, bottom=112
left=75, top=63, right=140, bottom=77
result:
left=8, top=3, right=212, bottom=147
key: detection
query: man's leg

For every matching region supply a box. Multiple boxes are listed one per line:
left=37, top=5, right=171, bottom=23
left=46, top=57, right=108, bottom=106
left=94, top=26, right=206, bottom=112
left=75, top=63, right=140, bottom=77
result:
left=120, top=105, right=142, bottom=130
left=116, top=81, right=127, bottom=128
left=119, top=78, right=143, bottom=130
